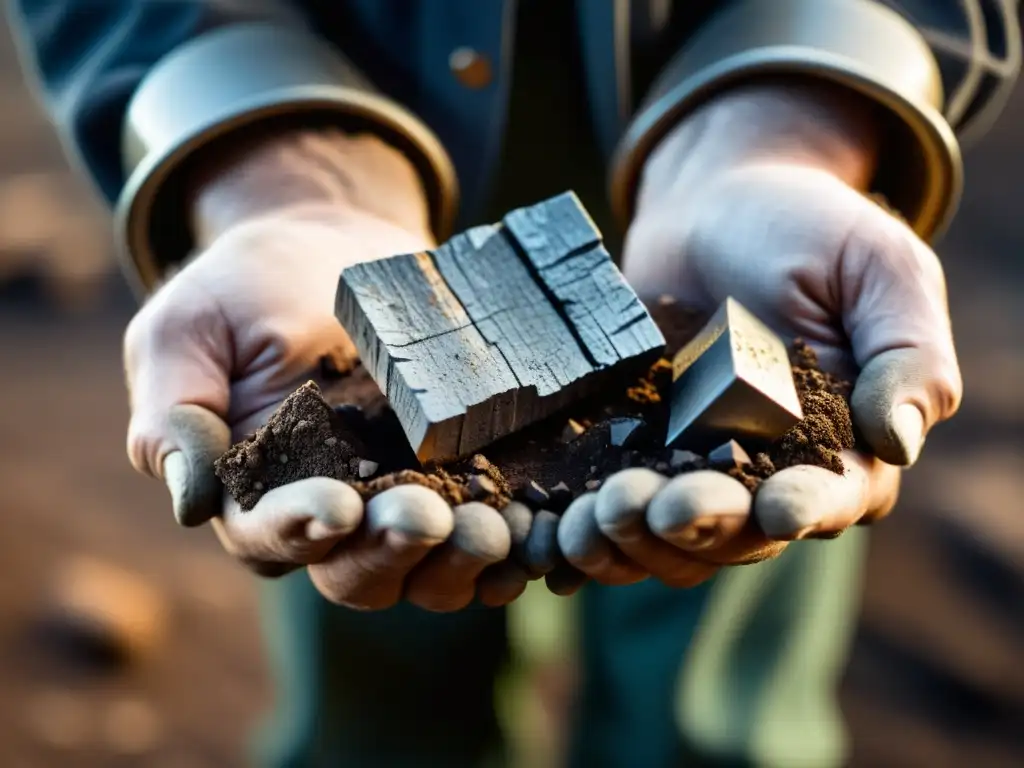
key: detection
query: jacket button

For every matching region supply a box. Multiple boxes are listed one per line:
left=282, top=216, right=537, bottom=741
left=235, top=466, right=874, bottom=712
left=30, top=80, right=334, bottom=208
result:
left=449, top=47, right=493, bottom=89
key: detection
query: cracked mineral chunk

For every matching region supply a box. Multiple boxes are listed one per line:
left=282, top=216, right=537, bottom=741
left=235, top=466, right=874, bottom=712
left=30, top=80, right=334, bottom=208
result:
left=335, top=191, right=665, bottom=462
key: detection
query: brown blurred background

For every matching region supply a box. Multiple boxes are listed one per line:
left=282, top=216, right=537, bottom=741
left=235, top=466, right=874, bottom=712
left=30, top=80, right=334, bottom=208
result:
left=0, top=15, right=1021, bottom=768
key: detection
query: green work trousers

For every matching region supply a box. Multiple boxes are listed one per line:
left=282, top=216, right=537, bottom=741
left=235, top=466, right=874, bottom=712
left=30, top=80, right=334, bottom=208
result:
left=250, top=528, right=868, bottom=768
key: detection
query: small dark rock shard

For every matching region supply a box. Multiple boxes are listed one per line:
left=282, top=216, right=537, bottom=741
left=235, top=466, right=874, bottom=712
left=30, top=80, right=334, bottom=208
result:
left=670, top=449, right=703, bottom=470
left=333, top=403, right=369, bottom=430
left=608, top=417, right=645, bottom=448
left=468, top=474, right=498, bottom=499
left=561, top=419, right=586, bottom=443
left=357, top=460, right=379, bottom=479
left=547, top=481, right=574, bottom=512
left=707, top=440, right=753, bottom=470
left=523, top=480, right=550, bottom=508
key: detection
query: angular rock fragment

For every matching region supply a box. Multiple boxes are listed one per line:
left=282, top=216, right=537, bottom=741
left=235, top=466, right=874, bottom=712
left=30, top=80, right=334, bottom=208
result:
left=608, top=417, right=646, bottom=448
left=468, top=474, right=498, bottom=499
left=667, top=297, right=803, bottom=451
left=670, top=449, right=703, bottom=470
left=336, top=191, right=665, bottom=463
left=706, top=440, right=753, bottom=470
left=548, top=481, right=574, bottom=511
left=523, top=480, right=550, bottom=508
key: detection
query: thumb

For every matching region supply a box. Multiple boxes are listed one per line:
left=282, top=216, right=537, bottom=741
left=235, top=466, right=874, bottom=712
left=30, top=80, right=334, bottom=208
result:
left=161, top=406, right=231, bottom=527
left=842, top=209, right=963, bottom=466
left=124, top=276, right=233, bottom=525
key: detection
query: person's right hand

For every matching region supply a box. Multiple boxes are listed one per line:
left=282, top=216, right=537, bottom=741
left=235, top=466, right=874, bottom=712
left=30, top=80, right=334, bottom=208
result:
left=123, top=130, right=531, bottom=611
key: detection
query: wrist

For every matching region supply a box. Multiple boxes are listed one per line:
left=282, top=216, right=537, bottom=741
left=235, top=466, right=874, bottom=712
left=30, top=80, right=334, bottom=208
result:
left=186, top=128, right=433, bottom=249
left=636, top=79, right=881, bottom=213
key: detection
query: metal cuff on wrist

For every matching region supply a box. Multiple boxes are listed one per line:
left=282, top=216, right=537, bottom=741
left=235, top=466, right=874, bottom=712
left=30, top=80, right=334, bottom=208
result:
left=115, top=23, right=458, bottom=297
left=610, top=0, right=963, bottom=242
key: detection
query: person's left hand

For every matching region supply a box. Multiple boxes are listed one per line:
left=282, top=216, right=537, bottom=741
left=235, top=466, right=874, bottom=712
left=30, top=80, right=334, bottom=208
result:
left=555, top=83, right=962, bottom=591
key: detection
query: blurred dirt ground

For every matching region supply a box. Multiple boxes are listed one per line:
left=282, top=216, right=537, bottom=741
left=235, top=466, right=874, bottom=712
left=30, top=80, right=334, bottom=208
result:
left=1, top=18, right=1022, bottom=768
left=0, top=26, right=268, bottom=768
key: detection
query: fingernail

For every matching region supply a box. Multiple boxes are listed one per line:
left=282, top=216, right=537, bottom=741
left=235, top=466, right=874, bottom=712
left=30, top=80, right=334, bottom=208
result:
left=891, top=403, right=925, bottom=465
left=162, top=451, right=189, bottom=525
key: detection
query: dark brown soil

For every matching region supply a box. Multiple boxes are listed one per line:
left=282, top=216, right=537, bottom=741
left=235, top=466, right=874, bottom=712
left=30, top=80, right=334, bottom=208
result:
left=215, top=384, right=365, bottom=511
left=215, top=302, right=857, bottom=511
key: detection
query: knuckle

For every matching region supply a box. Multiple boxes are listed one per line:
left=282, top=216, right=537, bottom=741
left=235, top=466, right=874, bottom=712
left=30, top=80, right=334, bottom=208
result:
left=850, top=212, right=948, bottom=302
left=124, top=277, right=219, bottom=365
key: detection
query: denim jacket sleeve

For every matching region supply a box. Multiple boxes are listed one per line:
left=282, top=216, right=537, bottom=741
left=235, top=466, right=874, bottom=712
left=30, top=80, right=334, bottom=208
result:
left=611, top=0, right=1021, bottom=243
left=883, top=0, right=1021, bottom=142
left=5, top=0, right=456, bottom=296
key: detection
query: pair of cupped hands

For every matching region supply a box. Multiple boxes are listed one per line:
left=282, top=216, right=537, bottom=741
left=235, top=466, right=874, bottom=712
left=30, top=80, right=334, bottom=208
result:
left=125, top=84, right=961, bottom=611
